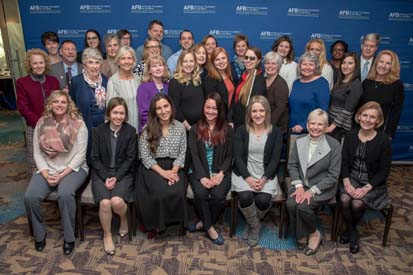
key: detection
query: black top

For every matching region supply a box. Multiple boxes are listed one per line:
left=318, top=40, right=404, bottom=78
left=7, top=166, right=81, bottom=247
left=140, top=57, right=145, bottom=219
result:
left=188, top=126, right=234, bottom=180
left=229, top=73, right=266, bottom=128
left=168, top=78, right=205, bottom=125
left=360, top=79, right=404, bottom=137
left=202, top=76, right=233, bottom=110
left=266, top=75, right=289, bottom=133
left=91, top=122, right=137, bottom=181
left=233, top=124, right=283, bottom=180
left=341, top=128, right=391, bottom=187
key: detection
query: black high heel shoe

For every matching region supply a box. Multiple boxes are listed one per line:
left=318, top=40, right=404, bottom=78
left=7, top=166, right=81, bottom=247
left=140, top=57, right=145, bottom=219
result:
left=35, top=236, right=46, bottom=252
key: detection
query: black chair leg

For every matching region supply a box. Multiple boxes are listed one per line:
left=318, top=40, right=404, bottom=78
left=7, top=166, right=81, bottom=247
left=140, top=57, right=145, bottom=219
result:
left=279, top=203, right=285, bottom=239
left=230, top=194, right=238, bottom=237
left=382, top=204, right=393, bottom=247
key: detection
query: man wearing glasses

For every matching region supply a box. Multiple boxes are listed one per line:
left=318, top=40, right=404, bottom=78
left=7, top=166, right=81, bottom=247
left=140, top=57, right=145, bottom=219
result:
left=359, top=33, right=380, bottom=81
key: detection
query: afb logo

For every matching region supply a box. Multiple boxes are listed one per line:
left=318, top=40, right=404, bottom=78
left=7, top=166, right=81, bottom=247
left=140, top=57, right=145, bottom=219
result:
left=236, top=6, right=268, bottom=15
left=400, top=61, right=410, bottom=69
left=57, top=29, right=86, bottom=38
left=404, top=83, right=413, bottom=91
left=310, top=33, right=342, bottom=42
left=30, top=5, right=61, bottom=14
left=131, top=5, right=164, bottom=14
left=288, top=8, right=319, bottom=17
left=260, top=31, right=292, bottom=40
left=107, top=29, right=118, bottom=34
left=338, top=10, right=369, bottom=20
left=183, top=5, right=216, bottom=14
left=209, top=30, right=240, bottom=39
left=80, top=5, right=111, bottom=14
left=164, top=29, right=182, bottom=38
left=388, top=12, right=413, bottom=21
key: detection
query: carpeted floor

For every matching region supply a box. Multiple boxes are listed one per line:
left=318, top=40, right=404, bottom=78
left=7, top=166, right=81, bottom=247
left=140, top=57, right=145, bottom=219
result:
left=0, top=110, right=412, bottom=274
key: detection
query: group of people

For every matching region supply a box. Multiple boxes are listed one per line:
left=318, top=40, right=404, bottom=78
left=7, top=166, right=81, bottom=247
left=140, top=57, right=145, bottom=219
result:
left=17, top=20, right=403, bottom=256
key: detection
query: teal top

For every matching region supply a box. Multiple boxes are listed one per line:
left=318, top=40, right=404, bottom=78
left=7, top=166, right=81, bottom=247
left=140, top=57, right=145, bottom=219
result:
left=205, top=142, right=213, bottom=174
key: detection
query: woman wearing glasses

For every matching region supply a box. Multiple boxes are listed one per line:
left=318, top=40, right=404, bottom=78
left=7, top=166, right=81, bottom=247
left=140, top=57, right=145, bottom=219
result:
left=133, top=37, right=161, bottom=78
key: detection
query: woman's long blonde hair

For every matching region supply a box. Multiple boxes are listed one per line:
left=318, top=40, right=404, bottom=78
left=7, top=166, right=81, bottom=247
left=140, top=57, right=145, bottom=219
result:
left=42, top=90, right=82, bottom=119
left=173, top=49, right=201, bottom=86
left=305, top=38, right=328, bottom=69
left=367, top=50, right=400, bottom=84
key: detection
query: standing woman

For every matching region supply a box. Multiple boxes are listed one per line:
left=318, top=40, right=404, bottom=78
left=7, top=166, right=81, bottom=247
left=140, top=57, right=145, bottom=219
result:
left=169, top=49, right=204, bottom=130
left=193, top=43, right=209, bottom=81
left=329, top=40, right=348, bottom=83
left=272, top=35, right=297, bottom=93
left=24, top=90, right=88, bottom=254
left=133, top=37, right=161, bottom=78
left=230, top=47, right=266, bottom=129
left=359, top=50, right=404, bottom=138
left=107, top=46, right=141, bottom=131
left=287, top=109, right=341, bottom=255
left=188, top=93, right=234, bottom=245
left=289, top=53, right=330, bottom=135
left=203, top=47, right=234, bottom=113
left=16, top=48, right=60, bottom=175
left=92, top=97, right=137, bottom=255
left=136, top=94, right=188, bottom=234
left=77, top=29, right=105, bottom=63
left=230, top=34, right=249, bottom=84
left=137, top=55, right=169, bottom=133
left=202, top=34, right=218, bottom=57
left=327, top=52, right=362, bottom=141
left=339, top=102, right=391, bottom=254
left=69, top=47, right=108, bottom=162
left=263, top=51, right=289, bottom=133
left=305, top=38, right=334, bottom=90
left=101, top=34, right=120, bottom=78
left=232, top=96, right=283, bottom=247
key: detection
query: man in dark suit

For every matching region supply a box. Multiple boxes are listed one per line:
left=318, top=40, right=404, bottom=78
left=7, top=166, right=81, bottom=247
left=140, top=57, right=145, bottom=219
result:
left=359, top=33, right=380, bottom=81
left=49, top=40, right=83, bottom=92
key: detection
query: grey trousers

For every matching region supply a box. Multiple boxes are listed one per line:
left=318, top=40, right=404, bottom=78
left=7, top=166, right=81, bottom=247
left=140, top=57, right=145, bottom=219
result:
left=24, top=169, right=87, bottom=242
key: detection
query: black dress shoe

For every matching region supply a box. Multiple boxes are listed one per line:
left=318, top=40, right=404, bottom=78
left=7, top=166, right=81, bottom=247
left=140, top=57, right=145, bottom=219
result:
left=339, top=228, right=350, bottom=244
left=349, top=229, right=359, bottom=254
left=63, top=241, right=75, bottom=255
left=350, top=243, right=360, bottom=254
left=35, top=237, right=46, bottom=252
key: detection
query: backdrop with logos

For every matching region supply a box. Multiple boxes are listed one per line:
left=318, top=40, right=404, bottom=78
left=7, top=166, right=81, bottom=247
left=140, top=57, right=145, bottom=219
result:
left=19, top=0, right=413, bottom=161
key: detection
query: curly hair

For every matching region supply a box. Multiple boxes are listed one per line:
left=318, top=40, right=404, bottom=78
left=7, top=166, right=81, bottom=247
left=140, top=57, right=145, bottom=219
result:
left=367, top=50, right=400, bottom=84
left=42, top=90, right=82, bottom=119
left=24, top=48, right=50, bottom=75
left=173, top=49, right=201, bottom=86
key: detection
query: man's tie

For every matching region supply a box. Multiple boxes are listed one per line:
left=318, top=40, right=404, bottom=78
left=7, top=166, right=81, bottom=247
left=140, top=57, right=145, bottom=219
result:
left=66, top=66, right=72, bottom=88
left=361, top=61, right=369, bottom=81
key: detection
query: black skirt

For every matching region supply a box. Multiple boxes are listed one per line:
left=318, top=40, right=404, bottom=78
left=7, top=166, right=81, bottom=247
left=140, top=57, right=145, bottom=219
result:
left=92, top=170, right=134, bottom=203
left=135, top=158, right=189, bottom=231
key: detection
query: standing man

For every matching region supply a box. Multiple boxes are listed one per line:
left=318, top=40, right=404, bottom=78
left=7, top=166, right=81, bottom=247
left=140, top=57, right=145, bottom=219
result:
left=166, top=30, right=194, bottom=75
left=135, top=20, right=173, bottom=61
left=359, top=33, right=380, bottom=81
left=49, top=40, right=83, bottom=92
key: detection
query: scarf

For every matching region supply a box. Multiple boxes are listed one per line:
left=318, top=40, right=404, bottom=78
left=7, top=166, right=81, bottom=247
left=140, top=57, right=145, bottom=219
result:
left=234, top=55, right=246, bottom=70
left=38, top=114, right=83, bottom=158
left=83, top=70, right=106, bottom=109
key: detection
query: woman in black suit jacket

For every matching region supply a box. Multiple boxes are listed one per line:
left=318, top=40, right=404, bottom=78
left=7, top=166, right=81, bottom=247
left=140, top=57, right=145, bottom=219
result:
left=229, top=47, right=266, bottom=129
left=91, top=97, right=137, bottom=255
left=339, top=102, right=391, bottom=254
left=232, top=96, right=283, bottom=247
left=188, top=93, right=233, bottom=245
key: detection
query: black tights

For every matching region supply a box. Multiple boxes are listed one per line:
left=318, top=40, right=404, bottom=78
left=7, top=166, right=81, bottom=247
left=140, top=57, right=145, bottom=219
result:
left=340, top=193, right=367, bottom=232
left=238, top=191, right=272, bottom=210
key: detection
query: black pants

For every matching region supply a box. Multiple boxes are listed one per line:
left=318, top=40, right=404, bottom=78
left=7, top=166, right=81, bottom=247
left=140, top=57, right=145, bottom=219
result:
left=189, top=174, right=231, bottom=230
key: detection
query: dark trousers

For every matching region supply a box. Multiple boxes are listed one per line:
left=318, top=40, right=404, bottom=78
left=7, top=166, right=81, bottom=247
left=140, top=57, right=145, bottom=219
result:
left=189, top=174, right=231, bottom=230
left=237, top=191, right=272, bottom=210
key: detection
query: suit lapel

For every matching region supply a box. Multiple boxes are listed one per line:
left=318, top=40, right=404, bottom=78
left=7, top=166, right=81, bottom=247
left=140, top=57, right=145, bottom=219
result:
left=296, top=136, right=309, bottom=178
left=307, top=135, right=331, bottom=168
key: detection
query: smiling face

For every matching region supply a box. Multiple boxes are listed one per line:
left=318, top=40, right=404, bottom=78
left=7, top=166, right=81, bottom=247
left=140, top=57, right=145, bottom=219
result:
left=45, top=40, right=59, bottom=56
left=213, top=52, right=228, bottom=72
left=307, top=116, right=327, bottom=139
left=51, top=95, right=68, bottom=118
left=250, top=102, right=266, bottom=127
left=235, top=40, right=248, bottom=57
left=181, top=53, right=195, bottom=75
left=120, top=34, right=131, bottom=46
left=60, top=42, right=77, bottom=64
left=277, top=41, right=291, bottom=59
left=106, top=38, right=119, bottom=58
left=358, top=108, right=380, bottom=131
left=145, top=40, right=161, bottom=57
left=375, top=53, right=392, bottom=78
left=308, top=41, right=322, bottom=56
left=244, top=49, right=259, bottom=71
left=264, top=59, right=278, bottom=77
left=155, top=98, right=172, bottom=122
left=117, top=50, right=135, bottom=72
left=148, top=23, right=164, bottom=41
left=109, top=105, right=126, bottom=127
left=180, top=31, right=194, bottom=50
left=300, top=59, right=316, bottom=78
left=361, top=39, right=378, bottom=60
left=149, top=60, right=165, bottom=79
left=195, top=46, right=207, bottom=66
left=332, top=43, right=345, bottom=61
left=204, top=98, right=218, bottom=123
left=86, top=31, right=99, bottom=48
left=84, top=58, right=101, bottom=78
left=204, top=37, right=217, bottom=54
left=341, top=56, right=356, bottom=79
left=30, top=54, right=46, bottom=75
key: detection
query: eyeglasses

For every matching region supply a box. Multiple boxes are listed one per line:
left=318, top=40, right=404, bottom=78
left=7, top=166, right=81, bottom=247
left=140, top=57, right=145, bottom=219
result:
left=121, top=36, right=131, bottom=40
left=362, top=44, right=377, bottom=49
left=243, top=55, right=257, bottom=61
left=86, top=36, right=98, bottom=41
left=145, top=45, right=160, bottom=49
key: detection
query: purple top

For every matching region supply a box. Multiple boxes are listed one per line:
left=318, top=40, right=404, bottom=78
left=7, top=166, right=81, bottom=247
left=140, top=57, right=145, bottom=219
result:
left=137, top=80, right=168, bottom=133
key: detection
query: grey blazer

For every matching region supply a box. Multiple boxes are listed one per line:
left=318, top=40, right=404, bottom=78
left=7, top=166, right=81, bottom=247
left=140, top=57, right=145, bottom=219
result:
left=49, top=61, right=83, bottom=89
left=288, top=134, right=341, bottom=202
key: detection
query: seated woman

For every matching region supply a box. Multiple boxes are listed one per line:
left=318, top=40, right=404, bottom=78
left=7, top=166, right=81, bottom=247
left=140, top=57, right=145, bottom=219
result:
left=286, top=109, right=341, bottom=256
left=136, top=94, right=188, bottom=236
left=24, top=90, right=88, bottom=255
left=188, top=93, right=234, bottom=245
left=339, top=102, right=391, bottom=254
left=92, top=97, right=137, bottom=255
left=232, top=96, right=283, bottom=247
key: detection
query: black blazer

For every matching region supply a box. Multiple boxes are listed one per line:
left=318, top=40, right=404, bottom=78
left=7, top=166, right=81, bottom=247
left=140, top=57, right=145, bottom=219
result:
left=341, top=128, right=391, bottom=187
left=91, top=122, right=137, bottom=182
left=188, top=125, right=234, bottom=180
left=233, top=124, right=283, bottom=180
left=203, top=76, right=233, bottom=108
left=228, top=73, right=266, bottom=128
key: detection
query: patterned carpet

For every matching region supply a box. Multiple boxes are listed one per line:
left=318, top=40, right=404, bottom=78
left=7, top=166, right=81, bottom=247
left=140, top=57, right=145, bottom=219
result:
left=0, top=110, right=412, bottom=274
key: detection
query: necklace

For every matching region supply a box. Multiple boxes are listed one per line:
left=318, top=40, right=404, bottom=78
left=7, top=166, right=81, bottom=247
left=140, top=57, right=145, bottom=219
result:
left=374, top=80, right=383, bottom=89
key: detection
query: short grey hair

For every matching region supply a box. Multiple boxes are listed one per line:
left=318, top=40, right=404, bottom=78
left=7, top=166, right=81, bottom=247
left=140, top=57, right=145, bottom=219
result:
left=362, top=33, right=380, bottom=46
left=263, top=51, right=283, bottom=73
left=82, top=47, right=103, bottom=65
left=307, top=108, right=328, bottom=125
left=114, top=45, right=137, bottom=69
left=104, top=33, right=119, bottom=47
left=297, top=52, right=321, bottom=76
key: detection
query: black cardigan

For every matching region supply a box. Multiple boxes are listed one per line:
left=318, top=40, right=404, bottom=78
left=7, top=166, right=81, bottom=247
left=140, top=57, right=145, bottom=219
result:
left=341, top=128, right=392, bottom=187
left=233, top=124, right=283, bottom=180
left=202, top=76, right=232, bottom=108
left=91, top=122, right=137, bottom=181
left=188, top=125, right=234, bottom=180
